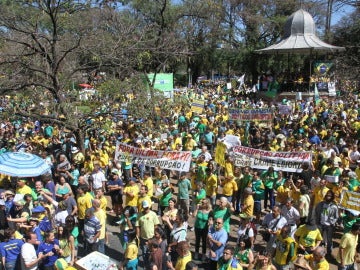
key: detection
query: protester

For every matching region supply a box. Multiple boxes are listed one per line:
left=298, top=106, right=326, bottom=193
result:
left=336, top=222, right=360, bottom=269
left=207, top=218, right=228, bottom=270
left=217, top=245, right=243, bottom=270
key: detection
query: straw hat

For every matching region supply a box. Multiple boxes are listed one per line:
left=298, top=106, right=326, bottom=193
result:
left=293, top=256, right=310, bottom=270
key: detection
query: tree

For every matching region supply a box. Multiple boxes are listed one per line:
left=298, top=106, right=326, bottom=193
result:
left=332, top=8, right=360, bottom=82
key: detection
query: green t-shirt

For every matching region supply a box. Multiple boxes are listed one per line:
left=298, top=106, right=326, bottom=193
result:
left=195, top=211, right=210, bottom=229
left=159, top=187, right=172, bottom=207
left=213, top=206, right=232, bottom=233
left=195, top=189, right=206, bottom=204
left=261, top=171, right=278, bottom=189
left=252, top=179, right=265, bottom=201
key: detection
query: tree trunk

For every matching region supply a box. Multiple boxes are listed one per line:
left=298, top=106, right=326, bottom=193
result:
left=73, top=129, right=85, bottom=154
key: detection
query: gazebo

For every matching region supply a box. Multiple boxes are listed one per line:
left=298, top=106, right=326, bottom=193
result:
left=256, top=9, right=345, bottom=96
left=256, top=9, right=345, bottom=54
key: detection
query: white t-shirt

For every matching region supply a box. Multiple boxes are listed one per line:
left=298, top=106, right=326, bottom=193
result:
left=91, top=171, right=106, bottom=189
left=21, top=242, right=38, bottom=270
left=237, top=225, right=254, bottom=243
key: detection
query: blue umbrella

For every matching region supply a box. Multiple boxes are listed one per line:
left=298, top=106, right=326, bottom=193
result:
left=0, top=152, right=50, bottom=177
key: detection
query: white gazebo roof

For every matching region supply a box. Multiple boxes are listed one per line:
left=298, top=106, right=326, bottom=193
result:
left=256, top=9, right=345, bottom=54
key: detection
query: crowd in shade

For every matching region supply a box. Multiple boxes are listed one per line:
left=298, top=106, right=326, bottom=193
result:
left=1, top=84, right=360, bottom=270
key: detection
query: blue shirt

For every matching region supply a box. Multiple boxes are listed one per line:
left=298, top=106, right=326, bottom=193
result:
left=0, top=239, right=24, bottom=262
left=37, top=239, right=59, bottom=267
left=208, top=227, right=228, bottom=261
left=33, top=226, right=43, bottom=242
left=5, top=200, right=13, bottom=215
left=107, top=179, right=124, bottom=196
left=84, top=215, right=101, bottom=241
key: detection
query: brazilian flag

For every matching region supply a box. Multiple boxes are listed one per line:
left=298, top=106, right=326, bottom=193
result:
left=314, top=61, right=333, bottom=75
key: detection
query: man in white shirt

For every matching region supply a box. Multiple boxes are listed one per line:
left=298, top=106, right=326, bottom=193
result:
left=91, top=164, right=106, bottom=191
left=21, top=232, right=45, bottom=270
left=262, top=206, right=287, bottom=253
left=281, top=198, right=300, bottom=237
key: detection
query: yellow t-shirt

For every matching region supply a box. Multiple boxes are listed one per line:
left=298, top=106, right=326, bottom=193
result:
left=295, top=225, right=323, bottom=248
left=224, top=162, right=233, bottom=177
left=137, top=195, right=152, bottom=212
left=94, top=209, right=107, bottom=240
left=243, top=195, right=254, bottom=217
left=124, top=184, right=140, bottom=207
left=337, top=232, right=358, bottom=265
left=205, top=174, right=217, bottom=197
left=175, top=252, right=192, bottom=270
left=125, top=241, right=138, bottom=260
left=313, top=186, right=330, bottom=206
left=143, top=177, right=154, bottom=197
left=222, top=179, right=238, bottom=196
left=16, top=185, right=32, bottom=195
left=274, top=235, right=296, bottom=265
left=276, top=186, right=290, bottom=204
left=99, top=196, right=108, bottom=212
left=77, top=192, right=93, bottom=219
left=304, top=254, right=329, bottom=270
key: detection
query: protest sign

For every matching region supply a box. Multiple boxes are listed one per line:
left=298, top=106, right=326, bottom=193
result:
left=324, top=175, right=339, bottom=183
left=191, top=99, right=205, bottom=113
left=232, top=146, right=312, bottom=172
left=115, top=142, right=191, bottom=172
left=278, top=105, right=292, bottom=115
left=228, top=108, right=273, bottom=121
left=215, top=142, right=227, bottom=167
left=340, top=190, right=360, bottom=213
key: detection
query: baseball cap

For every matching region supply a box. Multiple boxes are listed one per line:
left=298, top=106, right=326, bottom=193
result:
left=142, top=200, right=150, bottom=208
left=32, top=205, right=46, bottom=213
left=111, top=169, right=120, bottom=175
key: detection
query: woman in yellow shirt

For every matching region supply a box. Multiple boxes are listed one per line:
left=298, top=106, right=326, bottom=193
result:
left=123, top=230, right=139, bottom=270
left=224, top=154, right=234, bottom=177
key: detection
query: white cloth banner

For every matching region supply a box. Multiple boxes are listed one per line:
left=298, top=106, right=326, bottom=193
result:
left=232, top=146, right=312, bottom=172
left=115, top=142, right=192, bottom=172
left=219, top=135, right=241, bottom=149
left=328, top=82, right=336, bottom=96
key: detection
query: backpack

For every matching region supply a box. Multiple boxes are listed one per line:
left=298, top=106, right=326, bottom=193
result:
left=239, top=222, right=257, bottom=242
left=246, top=221, right=258, bottom=238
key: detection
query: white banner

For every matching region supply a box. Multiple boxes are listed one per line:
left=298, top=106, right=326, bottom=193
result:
left=115, top=142, right=192, bottom=172
left=328, top=82, right=336, bottom=96
left=219, top=135, right=241, bottom=149
left=232, top=146, right=312, bottom=172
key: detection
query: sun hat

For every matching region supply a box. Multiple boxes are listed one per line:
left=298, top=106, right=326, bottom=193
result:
left=293, top=256, right=310, bottom=269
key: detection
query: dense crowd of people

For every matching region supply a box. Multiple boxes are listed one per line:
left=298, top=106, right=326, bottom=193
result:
left=0, top=85, right=360, bottom=270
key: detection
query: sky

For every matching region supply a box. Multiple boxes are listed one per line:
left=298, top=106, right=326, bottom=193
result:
left=331, top=4, right=355, bottom=25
